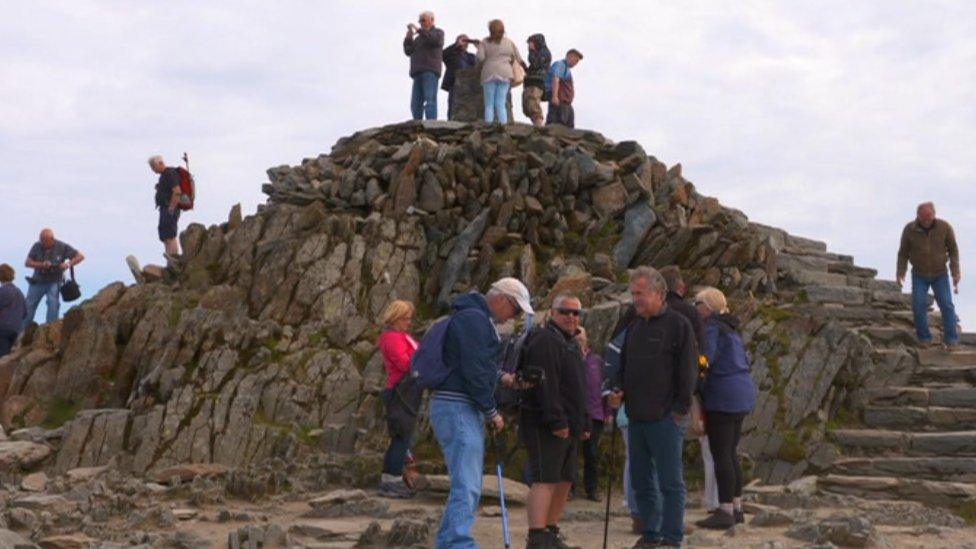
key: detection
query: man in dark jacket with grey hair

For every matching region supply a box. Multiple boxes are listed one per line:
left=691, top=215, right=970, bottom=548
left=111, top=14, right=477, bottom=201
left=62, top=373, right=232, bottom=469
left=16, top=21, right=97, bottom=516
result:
left=403, top=10, right=445, bottom=120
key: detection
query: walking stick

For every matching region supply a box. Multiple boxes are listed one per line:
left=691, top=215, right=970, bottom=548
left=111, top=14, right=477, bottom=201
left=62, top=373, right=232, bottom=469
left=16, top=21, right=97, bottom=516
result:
left=494, top=434, right=512, bottom=549
left=603, top=417, right=619, bottom=549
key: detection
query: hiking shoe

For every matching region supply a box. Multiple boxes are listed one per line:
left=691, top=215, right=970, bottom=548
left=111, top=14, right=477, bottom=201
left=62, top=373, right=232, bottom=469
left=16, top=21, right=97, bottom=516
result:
left=525, top=529, right=552, bottom=549
left=695, top=509, right=735, bottom=530
left=547, top=527, right=580, bottom=549
left=630, top=538, right=660, bottom=549
left=734, top=509, right=745, bottom=524
left=631, top=516, right=644, bottom=534
left=377, top=479, right=413, bottom=499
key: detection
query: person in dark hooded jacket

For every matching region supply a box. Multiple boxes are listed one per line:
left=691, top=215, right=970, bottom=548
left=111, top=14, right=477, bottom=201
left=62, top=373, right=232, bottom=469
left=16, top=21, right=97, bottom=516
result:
left=522, top=33, right=551, bottom=127
left=442, top=34, right=478, bottom=120
left=692, top=287, right=756, bottom=530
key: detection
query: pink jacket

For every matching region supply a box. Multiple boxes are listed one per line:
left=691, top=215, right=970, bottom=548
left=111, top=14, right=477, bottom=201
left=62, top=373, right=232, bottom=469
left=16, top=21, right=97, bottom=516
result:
left=379, top=329, right=419, bottom=389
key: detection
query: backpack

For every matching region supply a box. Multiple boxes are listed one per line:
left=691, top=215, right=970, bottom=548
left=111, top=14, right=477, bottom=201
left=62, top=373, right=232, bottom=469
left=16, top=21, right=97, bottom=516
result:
left=176, top=153, right=195, bottom=211
left=409, top=316, right=456, bottom=389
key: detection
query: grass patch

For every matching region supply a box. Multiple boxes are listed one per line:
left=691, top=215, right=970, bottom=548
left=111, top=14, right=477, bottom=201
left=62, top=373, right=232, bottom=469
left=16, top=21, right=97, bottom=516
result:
left=953, top=501, right=976, bottom=526
left=777, top=429, right=807, bottom=463
left=758, top=305, right=796, bottom=323
left=41, top=397, right=80, bottom=429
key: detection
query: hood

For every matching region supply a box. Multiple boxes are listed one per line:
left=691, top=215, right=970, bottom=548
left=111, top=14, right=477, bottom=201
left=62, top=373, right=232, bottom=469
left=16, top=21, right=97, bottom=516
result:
left=712, top=313, right=741, bottom=331
left=527, top=33, right=547, bottom=49
left=451, top=291, right=491, bottom=316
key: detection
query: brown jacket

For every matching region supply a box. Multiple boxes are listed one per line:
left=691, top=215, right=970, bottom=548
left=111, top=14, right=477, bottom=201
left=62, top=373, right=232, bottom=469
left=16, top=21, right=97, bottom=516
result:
left=897, top=219, right=960, bottom=279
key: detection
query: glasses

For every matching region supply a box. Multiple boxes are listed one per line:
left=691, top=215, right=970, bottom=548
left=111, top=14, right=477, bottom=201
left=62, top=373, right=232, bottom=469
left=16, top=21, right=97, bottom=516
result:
left=555, top=308, right=582, bottom=317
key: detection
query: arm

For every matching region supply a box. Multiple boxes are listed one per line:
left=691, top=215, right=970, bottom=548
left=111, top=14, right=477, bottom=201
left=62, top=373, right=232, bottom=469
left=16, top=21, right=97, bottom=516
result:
left=896, top=225, right=910, bottom=283
left=167, top=182, right=181, bottom=213
left=476, top=41, right=486, bottom=63
left=702, top=323, right=719, bottom=365
left=947, top=224, right=961, bottom=282
left=66, top=250, right=85, bottom=268
left=527, top=334, right=568, bottom=431
left=381, top=332, right=414, bottom=383
left=454, top=312, right=500, bottom=417
left=551, top=77, right=561, bottom=104
left=403, top=33, right=415, bottom=56
left=417, top=28, right=444, bottom=49
left=25, top=244, right=48, bottom=270
left=672, top=320, right=697, bottom=416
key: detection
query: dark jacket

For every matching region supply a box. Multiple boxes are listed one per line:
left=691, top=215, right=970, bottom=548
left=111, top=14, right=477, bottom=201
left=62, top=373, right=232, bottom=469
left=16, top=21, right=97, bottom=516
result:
left=701, top=314, right=756, bottom=414
left=897, top=218, right=960, bottom=279
left=404, top=27, right=445, bottom=77
left=441, top=43, right=476, bottom=92
left=615, top=305, right=698, bottom=422
left=519, top=320, right=589, bottom=436
left=155, top=167, right=180, bottom=209
left=525, top=34, right=551, bottom=89
left=0, top=283, right=26, bottom=333
left=666, top=291, right=705, bottom=350
left=435, top=291, right=501, bottom=417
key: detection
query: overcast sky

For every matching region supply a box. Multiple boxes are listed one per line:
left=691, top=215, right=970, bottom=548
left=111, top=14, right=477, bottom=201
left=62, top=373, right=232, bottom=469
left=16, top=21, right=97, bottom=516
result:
left=2, top=1, right=974, bottom=329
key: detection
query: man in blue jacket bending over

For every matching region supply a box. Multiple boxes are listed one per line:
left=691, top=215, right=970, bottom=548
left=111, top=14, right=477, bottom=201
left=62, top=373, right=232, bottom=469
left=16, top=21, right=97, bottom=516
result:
left=431, top=277, right=534, bottom=548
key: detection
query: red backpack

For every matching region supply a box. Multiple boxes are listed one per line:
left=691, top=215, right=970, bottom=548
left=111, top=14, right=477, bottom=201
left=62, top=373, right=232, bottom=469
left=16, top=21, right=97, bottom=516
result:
left=177, top=152, right=195, bottom=211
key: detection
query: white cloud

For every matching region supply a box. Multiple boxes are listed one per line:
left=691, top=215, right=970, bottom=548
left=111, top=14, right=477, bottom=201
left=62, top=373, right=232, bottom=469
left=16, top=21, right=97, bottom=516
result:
left=1, top=0, right=973, bottom=329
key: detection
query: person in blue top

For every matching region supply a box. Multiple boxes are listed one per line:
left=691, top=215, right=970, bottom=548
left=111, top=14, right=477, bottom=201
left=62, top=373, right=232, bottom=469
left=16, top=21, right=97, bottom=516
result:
left=545, top=49, right=583, bottom=128
left=429, top=277, right=534, bottom=549
left=692, top=287, right=757, bottom=530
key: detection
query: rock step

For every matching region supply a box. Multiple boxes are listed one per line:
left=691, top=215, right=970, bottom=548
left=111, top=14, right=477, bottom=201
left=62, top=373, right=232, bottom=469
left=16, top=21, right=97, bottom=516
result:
left=863, top=405, right=976, bottom=431
left=856, top=326, right=917, bottom=347
left=818, top=474, right=976, bottom=509
left=918, top=348, right=976, bottom=367
left=828, top=429, right=976, bottom=457
left=910, top=365, right=976, bottom=385
left=865, top=386, right=976, bottom=408
left=830, top=456, right=976, bottom=483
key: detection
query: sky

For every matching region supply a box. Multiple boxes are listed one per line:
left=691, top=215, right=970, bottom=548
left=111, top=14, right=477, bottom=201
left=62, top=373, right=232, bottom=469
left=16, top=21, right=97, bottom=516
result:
left=1, top=1, right=974, bottom=328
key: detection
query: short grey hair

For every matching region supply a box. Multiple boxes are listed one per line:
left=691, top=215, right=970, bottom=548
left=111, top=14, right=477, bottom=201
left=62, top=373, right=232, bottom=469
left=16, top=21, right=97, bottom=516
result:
left=419, top=10, right=434, bottom=20
left=551, top=291, right=579, bottom=310
left=630, top=266, right=667, bottom=293
left=917, top=201, right=935, bottom=214
left=148, top=155, right=164, bottom=166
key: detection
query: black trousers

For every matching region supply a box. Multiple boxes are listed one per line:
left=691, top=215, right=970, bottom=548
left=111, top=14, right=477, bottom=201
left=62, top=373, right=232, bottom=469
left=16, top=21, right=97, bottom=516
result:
left=581, top=418, right=605, bottom=496
left=705, top=411, right=747, bottom=503
left=0, top=328, right=17, bottom=357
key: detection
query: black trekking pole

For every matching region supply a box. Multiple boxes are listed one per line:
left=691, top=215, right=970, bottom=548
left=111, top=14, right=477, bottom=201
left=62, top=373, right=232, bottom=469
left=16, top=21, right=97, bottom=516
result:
left=182, top=152, right=189, bottom=171
left=603, top=417, right=619, bottom=549
left=493, top=433, right=512, bottom=549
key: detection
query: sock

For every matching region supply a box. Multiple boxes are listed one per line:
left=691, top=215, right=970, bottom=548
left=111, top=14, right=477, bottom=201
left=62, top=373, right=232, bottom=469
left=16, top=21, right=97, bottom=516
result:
left=720, top=503, right=734, bottom=514
left=733, top=498, right=743, bottom=512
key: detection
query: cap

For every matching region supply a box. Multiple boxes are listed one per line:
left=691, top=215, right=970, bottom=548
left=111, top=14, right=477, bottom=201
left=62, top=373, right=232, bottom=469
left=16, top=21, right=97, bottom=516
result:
left=567, top=48, right=583, bottom=59
left=490, top=277, right=534, bottom=315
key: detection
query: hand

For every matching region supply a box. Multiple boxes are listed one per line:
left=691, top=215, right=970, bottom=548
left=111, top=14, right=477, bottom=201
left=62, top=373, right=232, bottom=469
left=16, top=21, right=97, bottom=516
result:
left=580, top=430, right=591, bottom=441
left=552, top=427, right=570, bottom=439
left=551, top=97, right=560, bottom=106
left=490, top=414, right=504, bottom=432
left=672, top=412, right=686, bottom=425
left=60, top=261, right=71, bottom=270
left=168, top=206, right=177, bottom=215
left=607, top=390, right=623, bottom=409
left=408, top=23, right=418, bottom=33
left=42, top=261, right=53, bottom=269
left=953, top=274, right=961, bottom=288
left=500, top=372, right=516, bottom=388
left=896, top=275, right=905, bottom=287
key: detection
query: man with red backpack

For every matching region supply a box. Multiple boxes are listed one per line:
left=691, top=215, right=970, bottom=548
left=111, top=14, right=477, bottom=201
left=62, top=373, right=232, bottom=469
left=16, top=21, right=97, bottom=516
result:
left=148, top=155, right=193, bottom=260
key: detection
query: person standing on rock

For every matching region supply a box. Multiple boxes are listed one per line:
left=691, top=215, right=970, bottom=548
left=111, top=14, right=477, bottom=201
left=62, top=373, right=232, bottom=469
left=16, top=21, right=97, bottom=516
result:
left=519, top=292, right=589, bottom=548
left=608, top=267, right=697, bottom=548
left=404, top=10, right=444, bottom=120
left=476, top=19, right=525, bottom=124
left=377, top=300, right=421, bottom=499
left=22, top=228, right=84, bottom=328
left=545, top=49, right=583, bottom=128
left=659, top=266, right=718, bottom=512
left=442, top=34, right=478, bottom=121
left=0, top=264, right=26, bottom=357
left=522, top=33, right=552, bottom=127
left=430, top=277, right=533, bottom=549
left=692, top=287, right=756, bottom=530
left=149, top=155, right=183, bottom=260
left=897, top=201, right=962, bottom=350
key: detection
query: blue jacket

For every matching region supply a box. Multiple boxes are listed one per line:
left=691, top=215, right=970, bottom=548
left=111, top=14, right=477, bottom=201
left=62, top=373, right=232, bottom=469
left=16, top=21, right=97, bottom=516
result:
left=434, top=291, right=501, bottom=417
left=701, top=314, right=756, bottom=414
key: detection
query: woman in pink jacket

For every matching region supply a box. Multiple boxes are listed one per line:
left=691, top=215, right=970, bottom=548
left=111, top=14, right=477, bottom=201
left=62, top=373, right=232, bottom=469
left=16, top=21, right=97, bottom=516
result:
left=377, top=300, right=420, bottom=498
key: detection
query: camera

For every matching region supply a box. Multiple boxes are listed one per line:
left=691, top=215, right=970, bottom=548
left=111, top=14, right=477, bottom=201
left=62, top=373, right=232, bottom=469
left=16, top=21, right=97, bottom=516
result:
left=517, top=365, right=545, bottom=386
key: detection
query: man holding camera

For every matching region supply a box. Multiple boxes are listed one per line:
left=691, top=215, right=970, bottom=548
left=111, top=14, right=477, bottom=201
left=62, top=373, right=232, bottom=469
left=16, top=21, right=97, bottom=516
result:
left=23, top=228, right=84, bottom=328
left=519, top=292, right=590, bottom=549
left=403, top=10, right=444, bottom=120
left=442, top=34, right=478, bottom=120
left=609, top=267, right=697, bottom=548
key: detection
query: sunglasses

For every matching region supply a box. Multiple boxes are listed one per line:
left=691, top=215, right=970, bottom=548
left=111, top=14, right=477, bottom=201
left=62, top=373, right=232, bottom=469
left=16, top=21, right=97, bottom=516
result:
left=555, top=308, right=582, bottom=317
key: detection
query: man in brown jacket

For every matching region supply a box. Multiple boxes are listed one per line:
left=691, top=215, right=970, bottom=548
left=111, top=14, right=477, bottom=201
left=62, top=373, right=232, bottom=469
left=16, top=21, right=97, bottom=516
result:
left=897, top=201, right=961, bottom=349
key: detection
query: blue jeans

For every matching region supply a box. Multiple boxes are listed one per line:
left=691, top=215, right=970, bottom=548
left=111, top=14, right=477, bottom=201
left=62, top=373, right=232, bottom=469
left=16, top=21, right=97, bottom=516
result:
left=912, top=273, right=959, bottom=344
left=483, top=80, right=510, bottom=123
left=24, top=281, right=60, bottom=328
left=430, top=397, right=485, bottom=549
left=629, top=416, right=686, bottom=545
left=411, top=71, right=439, bottom=120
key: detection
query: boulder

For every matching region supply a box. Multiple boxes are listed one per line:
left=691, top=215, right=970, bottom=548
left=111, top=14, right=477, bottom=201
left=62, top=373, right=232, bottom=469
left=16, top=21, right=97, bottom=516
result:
left=425, top=474, right=529, bottom=505
left=0, top=441, right=51, bottom=471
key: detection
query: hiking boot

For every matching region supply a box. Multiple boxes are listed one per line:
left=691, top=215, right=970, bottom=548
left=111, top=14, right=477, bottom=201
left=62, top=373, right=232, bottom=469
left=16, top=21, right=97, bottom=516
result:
left=585, top=491, right=601, bottom=502
left=631, top=516, right=644, bottom=534
left=547, top=526, right=580, bottom=549
left=734, top=509, right=745, bottom=524
left=377, top=478, right=413, bottom=499
left=918, top=340, right=933, bottom=349
left=945, top=341, right=961, bottom=352
left=695, top=509, right=735, bottom=530
left=125, top=255, right=144, bottom=284
left=630, top=537, right=661, bottom=549
left=525, top=529, right=552, bottom=549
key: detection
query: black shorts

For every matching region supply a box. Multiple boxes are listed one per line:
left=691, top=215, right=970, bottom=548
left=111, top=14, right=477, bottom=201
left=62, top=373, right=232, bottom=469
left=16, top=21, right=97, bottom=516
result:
left=520, top=418, right=578, bottom=483
left=158, top=208, right=181, bottom=241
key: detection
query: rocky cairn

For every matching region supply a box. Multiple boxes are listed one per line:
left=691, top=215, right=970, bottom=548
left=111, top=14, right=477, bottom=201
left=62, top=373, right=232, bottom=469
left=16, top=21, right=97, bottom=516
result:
left=1, top=120, right=975, bottom=546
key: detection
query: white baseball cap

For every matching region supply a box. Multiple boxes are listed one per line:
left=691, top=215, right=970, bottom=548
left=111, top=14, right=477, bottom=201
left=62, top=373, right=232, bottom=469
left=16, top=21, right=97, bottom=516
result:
left=490, top=277, right=534, bottom=315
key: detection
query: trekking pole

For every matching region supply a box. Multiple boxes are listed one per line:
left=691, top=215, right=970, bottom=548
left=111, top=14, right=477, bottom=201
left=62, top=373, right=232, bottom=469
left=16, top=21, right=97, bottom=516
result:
left=603, top=417, right=619, bottom=549
left=494, top=433, right=512, bottom=549
left=182, top=152, right=189, bottom=171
